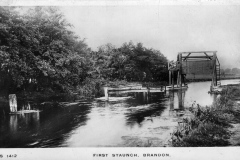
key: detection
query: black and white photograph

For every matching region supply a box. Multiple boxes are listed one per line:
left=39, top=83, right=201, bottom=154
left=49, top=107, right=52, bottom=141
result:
left=0, top=0, right=240, bottom=159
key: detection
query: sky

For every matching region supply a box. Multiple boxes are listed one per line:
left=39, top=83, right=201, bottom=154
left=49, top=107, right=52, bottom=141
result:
left=60, top=5, right=240, bottom=69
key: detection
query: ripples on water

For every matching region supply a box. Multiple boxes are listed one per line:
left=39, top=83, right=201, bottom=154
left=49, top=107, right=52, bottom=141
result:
left=0, top=79, right=239, bottom=147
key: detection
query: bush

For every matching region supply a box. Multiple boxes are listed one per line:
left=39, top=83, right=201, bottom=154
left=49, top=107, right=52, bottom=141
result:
left=171, top=88, right=237, bottom=147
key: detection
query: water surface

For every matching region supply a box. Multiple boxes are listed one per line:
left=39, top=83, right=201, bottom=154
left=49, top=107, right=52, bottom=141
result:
left=0, top=79, right=239, bottom=147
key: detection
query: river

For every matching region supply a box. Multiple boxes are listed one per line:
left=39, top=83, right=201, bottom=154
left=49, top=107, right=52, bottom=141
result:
left=0, top=79, right=239, bottom=147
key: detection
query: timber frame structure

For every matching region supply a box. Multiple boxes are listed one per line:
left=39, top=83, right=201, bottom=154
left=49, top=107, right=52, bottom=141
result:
left=168, top=51, right=221, bottom=91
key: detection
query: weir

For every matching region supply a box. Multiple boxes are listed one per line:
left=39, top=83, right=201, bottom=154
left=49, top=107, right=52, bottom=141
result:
left=103, top=51, right=221, bottom=100
left=103, top=85, right=166, bottom=101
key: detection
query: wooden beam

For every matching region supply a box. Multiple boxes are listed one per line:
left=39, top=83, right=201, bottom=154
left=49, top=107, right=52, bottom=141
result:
left=179, top=53, right=182, bottom=88
left=183, top=53, right=191, bottom=61
left=203, top=52, right=212, bottom=60
left=179, top=51, right=217, bottom=54
left=182, top=56, right=213, bottom=59
left=182, top=59, right=211, bottom=61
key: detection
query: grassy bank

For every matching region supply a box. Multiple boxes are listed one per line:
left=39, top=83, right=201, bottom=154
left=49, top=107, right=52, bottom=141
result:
left=170, top=84, right=240, bottom=147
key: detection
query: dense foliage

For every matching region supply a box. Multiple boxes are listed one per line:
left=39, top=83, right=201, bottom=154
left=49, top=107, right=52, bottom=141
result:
left=0, top=7, right=168, bottom=97
left=0, top=7, right=90, bottom=95
left=90, top=42, right=168, bottom=82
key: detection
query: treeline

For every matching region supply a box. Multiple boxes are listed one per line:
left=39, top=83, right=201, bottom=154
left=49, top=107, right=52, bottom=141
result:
left=0, top=7, right=168, bottom=97
left=222, top=68, right=240, bottom=74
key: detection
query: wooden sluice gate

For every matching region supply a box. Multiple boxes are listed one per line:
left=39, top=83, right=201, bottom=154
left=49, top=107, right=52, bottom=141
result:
left=103, top=51, right=222, bottom=100
left=168, top=51, right=221, bottom=93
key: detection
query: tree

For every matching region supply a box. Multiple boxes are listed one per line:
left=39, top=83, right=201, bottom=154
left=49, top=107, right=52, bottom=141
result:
left=89, top=42, right=168, bottom=82
left=231, top=68, right=240, bottom=74
left=224, top=68, right=231, bottom=74
left=0, top=6, right=90, bottom=94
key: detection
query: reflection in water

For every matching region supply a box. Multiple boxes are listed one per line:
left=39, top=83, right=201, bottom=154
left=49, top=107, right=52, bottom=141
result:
left=169, top=91, right=174, bottom=111
left=169, top=89, right=186, bottom=111
left=177, top=89, right=185, bottom=110
left=9, top=115, right=18, bottom=132
left=134, top=92, right=150, bottom=104
left=0, top=79, right=239, bottom=147
left=168, top=89, right=186, bottom=117
left=0, top=102, right=91, bottom=147
left=125, top=92, right=166, bottom=127
left=64, top=92, right=169, bottom=147
left=9, top=112, right=40, bottom=133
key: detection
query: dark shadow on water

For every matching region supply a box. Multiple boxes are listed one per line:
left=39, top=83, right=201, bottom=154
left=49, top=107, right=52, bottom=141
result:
left=125, top=104, right=166, bottom=127
left=124, top=92, right=167, bottom=127
left=0, top=101, right=92, bottom=148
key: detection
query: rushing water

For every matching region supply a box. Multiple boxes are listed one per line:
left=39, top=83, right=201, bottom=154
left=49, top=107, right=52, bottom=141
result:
left=0, top=79, right=239, bottom=147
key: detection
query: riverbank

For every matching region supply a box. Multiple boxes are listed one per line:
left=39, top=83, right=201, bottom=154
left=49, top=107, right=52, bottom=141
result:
left=0, top=80, right=168, bottom=105
left=170, top=83, right=240, bottom=147
left=186, top=76, right=240, bottom=82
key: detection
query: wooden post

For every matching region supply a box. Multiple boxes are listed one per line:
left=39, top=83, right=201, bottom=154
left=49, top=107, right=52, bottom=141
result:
left=27, top=103, right=31, bottom=110
left=146, top=91, right=149, bottom=103
left=177, top=71, right=180, bottom=87
left=218, top=63, right=221, bottom=86
left=9, top=94, right=17, bottom=112
left=182, top=75, right=185, bottom=87
left=212, top=53, right=217, bottom=86
left=179, top=53, right=182, bottom=88
left=104, top=87, right=109, bottom=101
left=172, top=72, right=174, bottom=90
left=169, top=71, right=171, bottom=86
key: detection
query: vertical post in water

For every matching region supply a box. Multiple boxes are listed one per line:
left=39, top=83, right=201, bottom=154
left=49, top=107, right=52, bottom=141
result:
left=9, top=94, right=17, bottom=112
left=212, top=52, right=217, bottom=87
left=177, top=71, right=179, bottom=87
left=104, top=87, right=109, bottom=101
left=210, top=52, right=217, bottom=92
left=168, top=61, right=171, bottom=86
left=27, top=103, right=31, bottom=110
left=179, top=53, right=182, bottom=89
left=169, top=71, right=171, bottom=86
left=213, top=52, right=217, bottom=87
left=172, top=72, right=174, bottom=90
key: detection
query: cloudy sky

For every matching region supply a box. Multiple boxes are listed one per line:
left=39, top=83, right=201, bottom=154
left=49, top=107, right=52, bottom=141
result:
left=60, top=5, right=240, bottom=69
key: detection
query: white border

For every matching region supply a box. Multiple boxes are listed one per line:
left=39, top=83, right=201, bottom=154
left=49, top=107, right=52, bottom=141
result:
left=0, top=1, right=240, bottom=160
left=1, top=0, right=240, bottom=6
left=0, top=147, right=240, bottom=160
